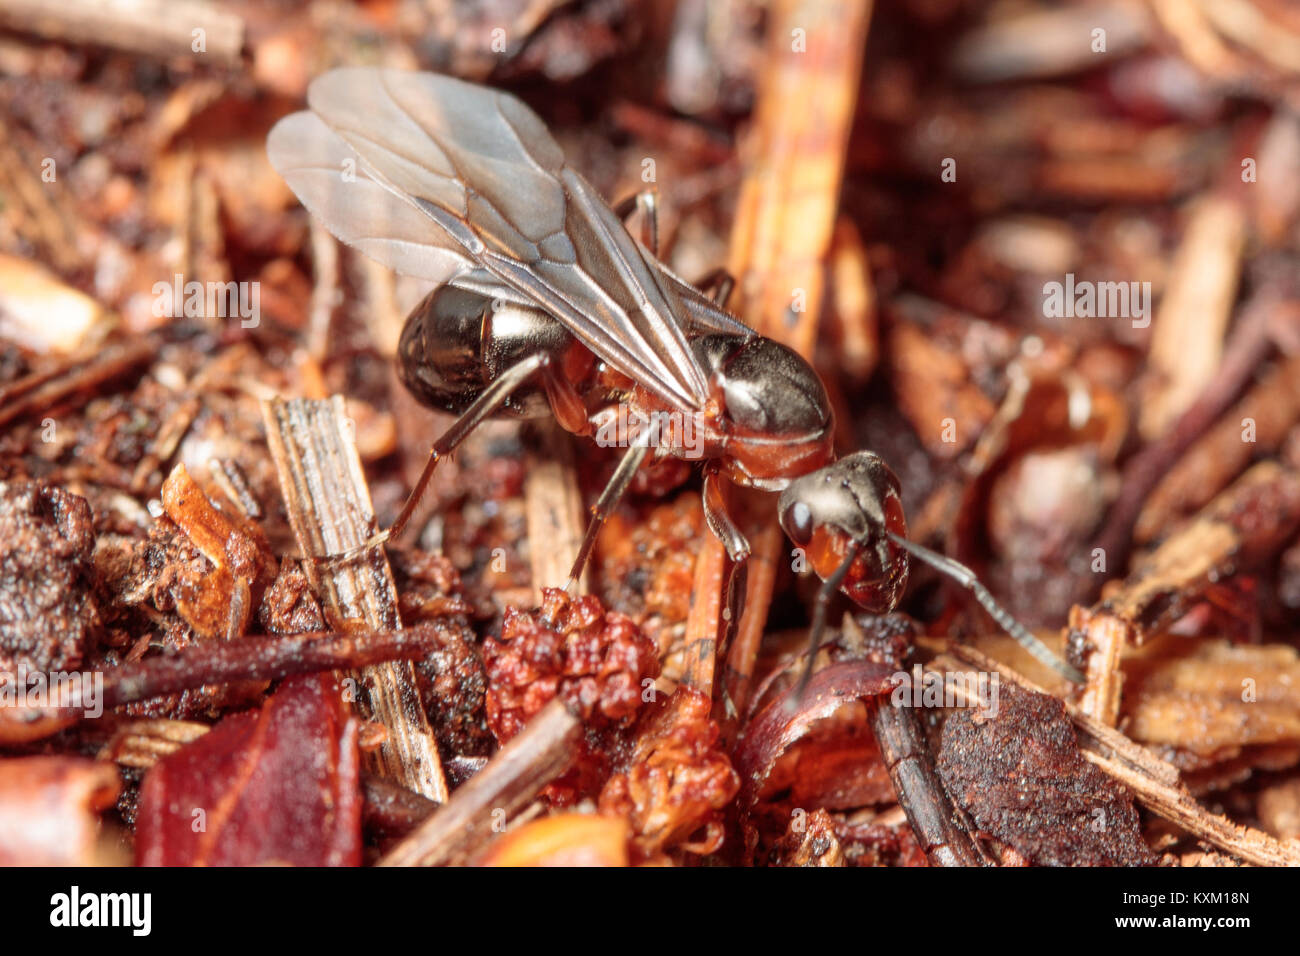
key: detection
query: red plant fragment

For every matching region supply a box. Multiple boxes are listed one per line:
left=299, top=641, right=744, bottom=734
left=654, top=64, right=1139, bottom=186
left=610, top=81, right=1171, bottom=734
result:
left=135, top=672, right=361, bottom=866
left=484, top=588, right=660, bottom=804
left=484, top=587, right=659, bottom=742
left=735, top=660, right=899, bottom=810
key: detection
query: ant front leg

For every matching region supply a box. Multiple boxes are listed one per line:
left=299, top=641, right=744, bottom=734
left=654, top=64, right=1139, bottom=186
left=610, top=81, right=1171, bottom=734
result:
left=702, top=465, right=750, bottom=719
left=793, top=541, right=862, bottom=704
left=614, top=189, right=660, bottom=257
left=702, top=463, right=751, bottom=636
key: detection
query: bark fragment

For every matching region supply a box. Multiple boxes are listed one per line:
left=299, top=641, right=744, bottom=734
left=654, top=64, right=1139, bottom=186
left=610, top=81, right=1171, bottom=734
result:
left=938, top=680, right=1157, bottom=866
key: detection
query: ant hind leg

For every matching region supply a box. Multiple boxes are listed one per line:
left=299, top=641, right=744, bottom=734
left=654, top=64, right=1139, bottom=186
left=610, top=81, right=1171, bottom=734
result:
left=322, top=351, right=559, bottom=564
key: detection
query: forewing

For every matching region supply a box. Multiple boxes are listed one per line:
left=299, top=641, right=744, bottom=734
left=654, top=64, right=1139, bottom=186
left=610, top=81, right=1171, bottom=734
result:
left=281, top=67, right=709, bottom=411
left=660, top=267, right=755, bottom=338
left=267, top=111, right=477, bottom=287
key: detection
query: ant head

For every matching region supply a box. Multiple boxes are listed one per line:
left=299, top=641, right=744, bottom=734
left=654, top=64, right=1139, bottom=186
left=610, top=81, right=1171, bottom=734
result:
left=777, top=451, right=909, bottom=612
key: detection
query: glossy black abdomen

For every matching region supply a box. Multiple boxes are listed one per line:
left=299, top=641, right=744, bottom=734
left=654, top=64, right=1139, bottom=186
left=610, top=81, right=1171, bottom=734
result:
left=397, top=285, right=575, bottom=418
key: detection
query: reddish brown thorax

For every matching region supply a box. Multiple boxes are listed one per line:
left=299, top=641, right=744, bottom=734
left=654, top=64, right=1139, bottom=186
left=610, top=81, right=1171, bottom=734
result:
left=720, top=426, right=835, bottom=488
left=618, top=378, right=835, bottom=488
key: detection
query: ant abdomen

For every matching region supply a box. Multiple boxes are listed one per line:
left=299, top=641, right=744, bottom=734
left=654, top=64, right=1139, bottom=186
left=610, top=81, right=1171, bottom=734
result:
left=398, top=285, right=589, bottom=418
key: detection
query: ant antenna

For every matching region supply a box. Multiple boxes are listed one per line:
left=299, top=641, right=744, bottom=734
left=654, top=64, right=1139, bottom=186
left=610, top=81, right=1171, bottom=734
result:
left=791, top=532, right=1084, bottom=705
left=793, top=539, right=862, bottom=704
left=884, top=531, right=1085, bottom=684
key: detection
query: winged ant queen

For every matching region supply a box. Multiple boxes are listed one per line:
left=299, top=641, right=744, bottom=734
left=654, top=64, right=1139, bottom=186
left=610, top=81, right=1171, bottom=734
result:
left=268, top=68, right=1083, bottom=696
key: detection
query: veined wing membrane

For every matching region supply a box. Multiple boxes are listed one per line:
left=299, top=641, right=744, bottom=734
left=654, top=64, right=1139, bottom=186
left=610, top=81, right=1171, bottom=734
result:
left=267, top=112, right=478, bottom=288
left=660, top=267, right=755, bottom=338
left=272, top=67, right=710, bottom=412
left=269, top=112, right=532, bottom=308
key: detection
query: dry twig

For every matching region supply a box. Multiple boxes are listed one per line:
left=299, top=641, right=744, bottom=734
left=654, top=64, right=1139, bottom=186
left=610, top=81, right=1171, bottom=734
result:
left=1078, top=461, right=1300, bottom=725
left=378, top=698, right=581, bottom=866
left=0, top=0, right=245, bottom=66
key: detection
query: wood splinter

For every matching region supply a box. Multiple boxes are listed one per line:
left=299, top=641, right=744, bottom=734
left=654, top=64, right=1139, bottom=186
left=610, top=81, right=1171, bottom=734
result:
left=378, top=698, right=582, bottom=866
left=263, top=396, right=449, bottom=802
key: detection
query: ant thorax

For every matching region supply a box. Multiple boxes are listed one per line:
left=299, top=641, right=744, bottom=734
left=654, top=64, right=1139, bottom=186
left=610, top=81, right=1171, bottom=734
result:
left=689, top=334, right=837, bottom=489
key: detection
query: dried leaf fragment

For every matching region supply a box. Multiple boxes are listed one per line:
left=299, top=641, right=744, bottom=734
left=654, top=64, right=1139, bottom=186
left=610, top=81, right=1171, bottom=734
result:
left=1122, top=638, right=1300, bottom=757
left=0, top=481, right=98, bottom=673
left=154, top=463, right=273, bottom=641
left=135, top=673, right=361, bottom=866
left=599, top=687, right=739, bottom=863
left=773, top=807, right=846, bottom=867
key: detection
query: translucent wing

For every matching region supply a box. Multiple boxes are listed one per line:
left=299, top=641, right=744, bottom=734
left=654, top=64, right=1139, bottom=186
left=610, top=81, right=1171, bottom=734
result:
left=268, top=67, right=711, bottom=411
left=660, top=267, right=755, bottom=338
left=267, top=111, right=478, bottom=288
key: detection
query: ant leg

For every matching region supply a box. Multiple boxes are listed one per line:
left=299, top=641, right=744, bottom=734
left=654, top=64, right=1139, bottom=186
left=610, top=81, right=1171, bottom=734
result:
left=701, top=465, right=751, bottom=625
left=884, top=532, right=1085, bottom=684
left=613, top=189, right=660, bottom=256
left=333, top=351, right=557, bottom=560
left=793, top=541, right=862, bottom=705
left=561, top=442, right=650, bottom=596
left=693, top=268, right=736, bottom=308
left=702, top=466, right=750, bottom=718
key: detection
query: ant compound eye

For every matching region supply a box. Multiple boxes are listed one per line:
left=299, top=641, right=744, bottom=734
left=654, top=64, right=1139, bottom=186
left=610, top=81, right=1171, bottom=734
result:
left=782, top=500, right=814, bottom=546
